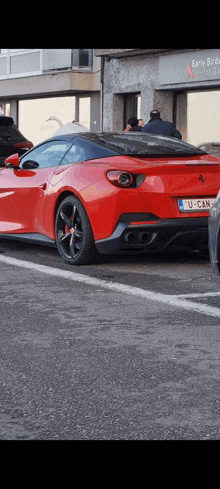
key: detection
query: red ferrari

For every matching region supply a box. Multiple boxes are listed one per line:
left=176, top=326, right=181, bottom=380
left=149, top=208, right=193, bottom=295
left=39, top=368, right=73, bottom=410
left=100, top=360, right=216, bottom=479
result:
left=2, top=131, right=220, bottom=265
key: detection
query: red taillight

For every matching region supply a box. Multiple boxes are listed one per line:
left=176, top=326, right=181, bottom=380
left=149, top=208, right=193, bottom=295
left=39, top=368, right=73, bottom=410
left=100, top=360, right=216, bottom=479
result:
left=130, top=221, right=158, bottom=225
left=14, top=141, right=33, bottom=149
left=106, top=170, right=133, bottom=188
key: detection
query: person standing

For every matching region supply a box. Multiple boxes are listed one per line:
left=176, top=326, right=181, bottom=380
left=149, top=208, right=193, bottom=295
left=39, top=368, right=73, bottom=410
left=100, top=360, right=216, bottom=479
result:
left=128, top=116, right=142, bottom=132
left=138, top=119, right=145, bottom=128
left=141, top=110, right=182, bottom=139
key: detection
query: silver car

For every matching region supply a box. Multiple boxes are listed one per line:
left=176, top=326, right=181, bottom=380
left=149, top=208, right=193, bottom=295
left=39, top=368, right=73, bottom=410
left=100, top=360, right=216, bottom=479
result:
left=198, top=142, right=220, bottom=159
left=209, top=190, right=220, bottom=274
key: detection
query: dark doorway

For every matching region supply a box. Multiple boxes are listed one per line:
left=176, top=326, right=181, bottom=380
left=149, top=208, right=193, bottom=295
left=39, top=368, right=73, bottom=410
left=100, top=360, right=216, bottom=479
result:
left=124, top=93, right=141, bottom=129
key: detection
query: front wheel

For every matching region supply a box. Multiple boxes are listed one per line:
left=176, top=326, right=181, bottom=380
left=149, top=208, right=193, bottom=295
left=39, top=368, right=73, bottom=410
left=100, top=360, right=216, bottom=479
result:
left=55, top=195, right=98, bottom=265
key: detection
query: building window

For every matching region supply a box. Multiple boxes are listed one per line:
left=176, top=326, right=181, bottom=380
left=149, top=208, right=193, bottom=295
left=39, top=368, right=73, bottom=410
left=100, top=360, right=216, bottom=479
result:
left=71, top=49, right=93, bottom=68
left=79, top=49, right=91, bottom=67
left=123, top=92, right=141, bottom=129
left=0, top=49, right=29, bottom=54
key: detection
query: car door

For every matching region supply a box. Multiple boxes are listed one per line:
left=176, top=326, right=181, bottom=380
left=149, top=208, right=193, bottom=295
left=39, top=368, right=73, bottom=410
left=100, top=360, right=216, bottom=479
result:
left=0, top=140, right=71, bottom=234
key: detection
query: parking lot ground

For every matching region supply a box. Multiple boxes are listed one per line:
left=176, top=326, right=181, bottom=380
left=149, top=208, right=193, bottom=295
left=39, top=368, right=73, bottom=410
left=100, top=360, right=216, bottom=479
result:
left=0, top=239, right=220, bottom=439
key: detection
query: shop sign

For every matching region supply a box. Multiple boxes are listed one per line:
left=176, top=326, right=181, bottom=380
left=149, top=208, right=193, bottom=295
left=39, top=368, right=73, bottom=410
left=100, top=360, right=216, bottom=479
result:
left=159, top=49, right=220, bottom=86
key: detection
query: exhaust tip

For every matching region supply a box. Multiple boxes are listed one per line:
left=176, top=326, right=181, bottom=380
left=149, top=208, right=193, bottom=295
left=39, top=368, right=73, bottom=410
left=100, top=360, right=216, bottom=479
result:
left=138, top=231, right=149, bottom=243
left=124, top=232, right=135, bottom=243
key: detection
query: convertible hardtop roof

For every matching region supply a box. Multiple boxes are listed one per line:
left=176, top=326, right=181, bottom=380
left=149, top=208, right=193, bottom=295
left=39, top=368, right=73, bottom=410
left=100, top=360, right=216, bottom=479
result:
left=47, top=132, right=207, bottom=156
left=49, top=131, right=204, bottom=145
left=49, top=131, right=187, bottom=144
left=48, top=132, right=132, bottom=144
left=49, top=131, right=98, bottom=142
left=50, top=131, right=178, bottom=140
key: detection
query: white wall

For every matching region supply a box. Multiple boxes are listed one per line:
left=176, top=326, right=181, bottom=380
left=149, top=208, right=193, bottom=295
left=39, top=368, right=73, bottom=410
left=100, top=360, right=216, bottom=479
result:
left=187, top=91, right=220, bottom=145
left=18, top=96, right=76, bottom=146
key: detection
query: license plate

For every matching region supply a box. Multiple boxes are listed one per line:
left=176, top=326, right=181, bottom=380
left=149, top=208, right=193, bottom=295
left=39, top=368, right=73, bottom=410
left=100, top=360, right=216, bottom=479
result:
left=178, top=198, right=216, bottom=212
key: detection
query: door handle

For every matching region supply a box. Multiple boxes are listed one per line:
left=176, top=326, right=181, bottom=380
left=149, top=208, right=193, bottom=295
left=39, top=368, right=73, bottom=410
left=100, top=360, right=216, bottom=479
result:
left=39, top=183, right=47, bottom=191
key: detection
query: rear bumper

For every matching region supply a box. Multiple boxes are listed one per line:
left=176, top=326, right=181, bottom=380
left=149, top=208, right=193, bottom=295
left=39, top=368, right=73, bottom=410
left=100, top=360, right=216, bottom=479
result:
left=95, top=215, right=209, bottom=254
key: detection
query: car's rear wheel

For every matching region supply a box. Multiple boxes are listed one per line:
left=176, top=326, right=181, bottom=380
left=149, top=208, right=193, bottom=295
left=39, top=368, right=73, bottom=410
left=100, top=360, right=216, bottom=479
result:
left=55, top=195, right=97, bottom=265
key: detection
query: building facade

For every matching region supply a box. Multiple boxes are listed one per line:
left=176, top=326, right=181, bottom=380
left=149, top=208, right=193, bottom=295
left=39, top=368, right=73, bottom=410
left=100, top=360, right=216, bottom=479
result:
left=95, top=49, right=220, bottom=144
left=0, top=49, right=101, bottom=144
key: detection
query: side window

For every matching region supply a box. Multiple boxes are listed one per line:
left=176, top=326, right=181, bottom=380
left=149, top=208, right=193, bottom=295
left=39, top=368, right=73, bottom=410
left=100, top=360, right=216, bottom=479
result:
left=60, top=143, right=87, bottom=165
left=20, top=141, right=72, bottom=169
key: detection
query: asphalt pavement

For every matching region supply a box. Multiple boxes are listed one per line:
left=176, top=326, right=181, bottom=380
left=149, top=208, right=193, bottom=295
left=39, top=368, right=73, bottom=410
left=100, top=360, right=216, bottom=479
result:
left=0, top=238, right=220, bottom=439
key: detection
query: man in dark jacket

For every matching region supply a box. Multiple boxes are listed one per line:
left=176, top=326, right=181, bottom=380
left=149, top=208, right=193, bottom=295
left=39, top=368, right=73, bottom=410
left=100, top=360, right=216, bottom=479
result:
left=128, top=116, right=142, bottom=132
left=141, top=110, right=182, bottom=139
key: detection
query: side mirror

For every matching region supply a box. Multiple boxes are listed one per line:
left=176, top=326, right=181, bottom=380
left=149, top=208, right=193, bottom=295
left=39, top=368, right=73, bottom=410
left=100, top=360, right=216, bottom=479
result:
left=4, top=153, right=20, bottom=168
left=22, top=160, right=39, bottom=170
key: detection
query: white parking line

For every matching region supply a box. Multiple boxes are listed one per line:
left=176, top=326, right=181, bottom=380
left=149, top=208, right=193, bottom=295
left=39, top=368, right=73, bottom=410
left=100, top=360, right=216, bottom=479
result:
left=0, top=254, right=220, bottom=318
left=176, top=292, right=220, bottom=298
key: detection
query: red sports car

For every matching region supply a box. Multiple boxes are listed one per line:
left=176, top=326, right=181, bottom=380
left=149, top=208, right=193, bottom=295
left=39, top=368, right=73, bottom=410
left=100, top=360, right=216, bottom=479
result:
left=2, top=132, right=220, bottom=265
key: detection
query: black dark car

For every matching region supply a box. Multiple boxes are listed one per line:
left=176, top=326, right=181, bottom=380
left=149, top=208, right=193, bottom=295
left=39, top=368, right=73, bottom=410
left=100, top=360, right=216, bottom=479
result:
left=0, top=116, right=33, bottom=166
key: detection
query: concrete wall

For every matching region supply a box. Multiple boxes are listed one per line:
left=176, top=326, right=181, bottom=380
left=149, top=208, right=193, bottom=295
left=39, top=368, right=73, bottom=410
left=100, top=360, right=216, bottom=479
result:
left=103, top=55, right=160, bottom=130
left=102, top=53, right=187, bottom=139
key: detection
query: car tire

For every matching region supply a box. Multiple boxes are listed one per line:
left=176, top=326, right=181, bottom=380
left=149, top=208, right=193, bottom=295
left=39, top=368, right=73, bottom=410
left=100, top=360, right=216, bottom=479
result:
left=55, top=195, right=98, bottom=265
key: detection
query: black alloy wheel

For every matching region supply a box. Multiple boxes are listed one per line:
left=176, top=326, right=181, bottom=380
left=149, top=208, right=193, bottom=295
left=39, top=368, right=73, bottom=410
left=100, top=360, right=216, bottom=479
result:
left=55, top=195, right=98, bottom=265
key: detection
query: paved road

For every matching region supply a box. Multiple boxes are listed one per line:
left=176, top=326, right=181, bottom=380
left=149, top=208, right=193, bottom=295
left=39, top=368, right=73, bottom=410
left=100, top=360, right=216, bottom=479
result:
left=0, top=238, right=220, bottom=439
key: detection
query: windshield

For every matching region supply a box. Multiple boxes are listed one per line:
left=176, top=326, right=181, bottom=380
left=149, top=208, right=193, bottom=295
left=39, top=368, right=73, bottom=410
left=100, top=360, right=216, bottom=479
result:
left=79, top=132, right=207, bottom=158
